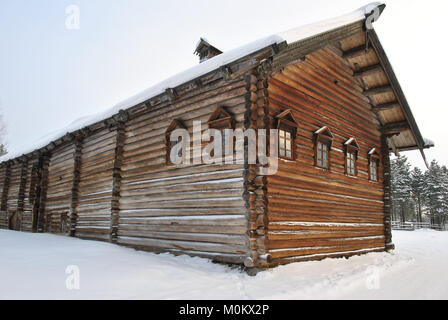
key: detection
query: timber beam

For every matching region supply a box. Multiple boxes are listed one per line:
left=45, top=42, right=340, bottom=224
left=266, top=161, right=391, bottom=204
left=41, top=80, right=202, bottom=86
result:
left=372, top=102, right=400, bottom=112
left=342, top=45, right=373, bottom=59
left=364, top=85, right=393, bottom=97
left=381, top=121, right=409, bottom=135
left=354, top=64, right=383, bottom=79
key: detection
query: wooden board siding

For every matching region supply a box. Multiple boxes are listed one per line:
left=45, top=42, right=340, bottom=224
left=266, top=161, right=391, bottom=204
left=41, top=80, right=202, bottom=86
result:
left=21, top=159, right=38, bottom=232
left=0, top=165, right=8, bottom=229
left=76, top=128, right=116, bottom=241
left=266, top=45, right=386, bottom=265
left=6, top=162, right=23, bottom=213
left=45, top=143, right=76, bottom=234
left=117, top=78, right=250, bottom=264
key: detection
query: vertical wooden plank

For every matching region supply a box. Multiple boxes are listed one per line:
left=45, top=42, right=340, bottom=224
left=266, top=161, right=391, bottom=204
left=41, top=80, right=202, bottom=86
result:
left=16, top=158, right=29, bottom=230
left=244, top=66, right=272, bottom=269
left=69, top=137, right=83, bottom=237
left=1, top=163, right=11, bottom=212
left=36, top=154, right=50, bottom=233
left=110, top=112, right=127, bottom=243
left=31, top=154, right=43, bottom=232
left=0, top=163, right=11, bottom=228
left=382, top=135, right=394, bottom=251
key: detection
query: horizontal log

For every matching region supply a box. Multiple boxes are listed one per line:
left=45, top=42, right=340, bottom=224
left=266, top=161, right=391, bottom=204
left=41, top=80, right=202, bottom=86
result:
left=372, top=102, right=400, bottom=112
left=363, top=85, right=393, bottom=96
left=381, top=121, right=409, bottom=135
left=342, top=45, right=373, bottom=59
left=353, top=64, right=383, bottom=79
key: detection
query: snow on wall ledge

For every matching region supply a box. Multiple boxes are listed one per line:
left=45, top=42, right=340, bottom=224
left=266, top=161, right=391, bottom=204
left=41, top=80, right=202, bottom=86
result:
left=0, top=2, right=382, bottom=163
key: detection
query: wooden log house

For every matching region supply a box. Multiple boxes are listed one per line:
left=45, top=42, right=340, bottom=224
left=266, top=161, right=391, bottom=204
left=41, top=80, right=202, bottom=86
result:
left=0, top=3, right=434, bottom=269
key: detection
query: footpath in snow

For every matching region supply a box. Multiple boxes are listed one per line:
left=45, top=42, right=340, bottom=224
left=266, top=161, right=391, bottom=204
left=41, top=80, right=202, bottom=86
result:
left=0, top=229, right=447, bottom=299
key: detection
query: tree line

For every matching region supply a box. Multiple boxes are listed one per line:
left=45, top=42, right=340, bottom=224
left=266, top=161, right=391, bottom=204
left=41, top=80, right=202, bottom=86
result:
left=391, top=156, right=448, bottom=227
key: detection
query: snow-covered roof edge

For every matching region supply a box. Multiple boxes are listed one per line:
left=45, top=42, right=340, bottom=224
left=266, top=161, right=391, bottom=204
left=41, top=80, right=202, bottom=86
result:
left=0, top=2, right=383, bottom=163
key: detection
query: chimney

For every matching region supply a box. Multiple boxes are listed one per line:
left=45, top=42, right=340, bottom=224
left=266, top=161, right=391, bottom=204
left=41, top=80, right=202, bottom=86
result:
left=194, top=38, right=223, bottom=63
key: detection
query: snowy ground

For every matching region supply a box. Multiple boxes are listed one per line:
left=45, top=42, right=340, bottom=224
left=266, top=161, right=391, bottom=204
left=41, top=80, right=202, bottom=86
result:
left=0, top=229, right=447, bottom=300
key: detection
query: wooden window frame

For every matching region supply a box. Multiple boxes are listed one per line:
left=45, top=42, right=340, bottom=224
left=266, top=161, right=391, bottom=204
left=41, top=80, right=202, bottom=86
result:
left=207, top=107, right=234, bottom=158
left=275, top=110, right=299, bottom=161
left=207, top=106, right=234, bottom=131
left=314, top=126, right=334, bottom=170
left=368, top=148, right=380, bottom=182
left=165, top=119, right=186, bottom=166
left=344, top=138, right=359, bottom=176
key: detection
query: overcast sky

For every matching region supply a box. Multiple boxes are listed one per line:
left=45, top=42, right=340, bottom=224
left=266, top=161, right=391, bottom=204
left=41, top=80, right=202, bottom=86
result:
left=0, top=0, right=446, bottom=170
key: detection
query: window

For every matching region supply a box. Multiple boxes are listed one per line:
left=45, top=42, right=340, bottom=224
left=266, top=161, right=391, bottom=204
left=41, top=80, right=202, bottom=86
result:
left=317, top=141, right=329, bottom=168
left=165, top=119, right=186, bottom=165
left=279, top=130, right=293, bottom=159
left=208, top=106, right=234, bottom=157
left=346, top=152, right=356, bottom=175
left=314, top=126, right=334, bottom=169
left=370, top=160, right=378, bottom=181
left=368, top=148, right=380, bottom=181
left=275, top=110, right=299, bottom=160
left=344, top=138, right=359, bottom=176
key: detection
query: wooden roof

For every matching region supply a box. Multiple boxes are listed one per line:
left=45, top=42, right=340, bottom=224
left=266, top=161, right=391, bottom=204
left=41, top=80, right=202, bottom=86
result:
left=339, top=29, right=433, bottom=162
left=272, top=6, right=433, bottom=165
left=0, top=3, right=432, bottom=166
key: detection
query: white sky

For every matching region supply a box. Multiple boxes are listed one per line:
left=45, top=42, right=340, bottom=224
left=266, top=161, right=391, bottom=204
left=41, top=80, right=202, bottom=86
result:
left=0, top=0, right=446, bottom=170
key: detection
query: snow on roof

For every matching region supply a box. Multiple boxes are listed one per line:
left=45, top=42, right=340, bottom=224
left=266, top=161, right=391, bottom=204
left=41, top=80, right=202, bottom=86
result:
left=424, top=138, right=435, bottom=148
left=315, top=126, right=330, bottom=135
left=0, top=2, right=382, bottom=163
left=344, top=138, right=355, bottom=145
left=368, top=148, right=379, bottom=155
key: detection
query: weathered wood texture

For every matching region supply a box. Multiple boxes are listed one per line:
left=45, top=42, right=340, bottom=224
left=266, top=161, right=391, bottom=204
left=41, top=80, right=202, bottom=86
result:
left=0, top=165, right=9, bottom=229
left=75, top=128, right=116, bottom=241
left=45, top=143, right=76, bottom=234
left=21, top=158, right=39, bottom=232
left=265, top=45, right=386, bottom=266
left=116, top=77, right=250, bottom=264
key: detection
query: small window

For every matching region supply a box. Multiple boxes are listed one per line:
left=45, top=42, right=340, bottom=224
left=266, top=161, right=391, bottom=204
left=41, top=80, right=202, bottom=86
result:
left=314, top=126, right=334, bottom=169
left=346, top=152, right=356, bottom=175
left=208, top=107, right=234, bottom=157
left=317, top=141, right=329, bottom=168
left=368, top=148, right=380, bottom=182
left=344, top=138, right=359, bottom=176
left=275, top=110, right=299, bottom=160
left=165, top=119, right=186, bottom=165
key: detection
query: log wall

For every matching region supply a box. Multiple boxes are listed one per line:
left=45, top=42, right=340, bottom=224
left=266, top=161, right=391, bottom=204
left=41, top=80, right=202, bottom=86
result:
left=116, top=77, right=250, bottom=264
left=265, top=46, right=386, bottom=265
left=76, top=127, right=116, bottom=241
left=6, top=162, right=23, bottom=213
left=0, top=165, right=9, bottom=229
left=21, top=158, right=38, bottom=232
left=45, top=143, right=76, bottom=234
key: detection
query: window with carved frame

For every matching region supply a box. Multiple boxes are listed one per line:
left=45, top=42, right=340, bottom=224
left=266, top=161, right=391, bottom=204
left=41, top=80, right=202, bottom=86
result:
left=275, top=110, right=299, bottom=160
left=344, top=138, right=359, bottom=176
left=314, top=126, right=334, bottom=169
left=207, top=106, right=234, bottom=158
left=165, top=119, right=186, bottom=165
left=368, top=148, right=380, bottom=182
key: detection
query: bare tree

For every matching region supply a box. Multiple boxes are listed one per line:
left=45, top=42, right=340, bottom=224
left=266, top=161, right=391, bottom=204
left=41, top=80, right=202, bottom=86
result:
left=0, top=108, right=7, bottom=156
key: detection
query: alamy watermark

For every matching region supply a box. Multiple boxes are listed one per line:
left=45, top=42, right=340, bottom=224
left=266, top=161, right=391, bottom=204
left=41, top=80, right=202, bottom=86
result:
left=364, top=4, right=381, bottom=30
left=168, top=121, right=279, bottom=175
left=65, top=265, right=80, bottom=290
left=365, top=265, right=381, bottom=290
left=65, top=5, right=80, bottom=30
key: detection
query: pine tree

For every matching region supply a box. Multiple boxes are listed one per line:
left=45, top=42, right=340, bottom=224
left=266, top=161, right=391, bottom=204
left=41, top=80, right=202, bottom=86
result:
left=424, top=160, right=448, bottom=227
left=391, top=156, right=412, bottom=222
left=410, top=167, right=425, bottom=223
